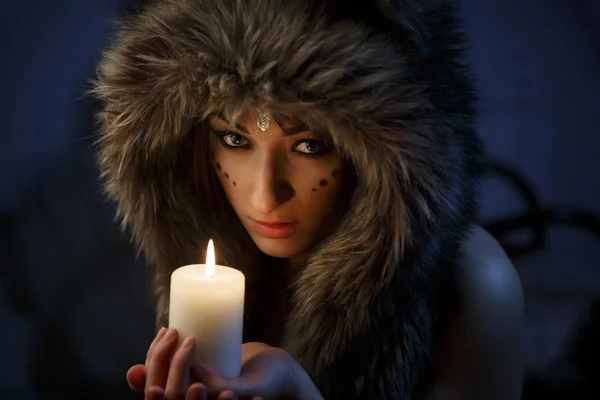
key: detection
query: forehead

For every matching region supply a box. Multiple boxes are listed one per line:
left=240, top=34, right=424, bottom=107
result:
left=212, top=110, right=300, bottom=124
left=208, top=110, right=331, bottom=141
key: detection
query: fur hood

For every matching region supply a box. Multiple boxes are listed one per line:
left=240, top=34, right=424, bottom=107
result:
left=93, top=0, right=483, bottom=398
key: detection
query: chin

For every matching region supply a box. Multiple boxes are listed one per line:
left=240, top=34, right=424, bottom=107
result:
left=251, top=234, right=308, bottom=259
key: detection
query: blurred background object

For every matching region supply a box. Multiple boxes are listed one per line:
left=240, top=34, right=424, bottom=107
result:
left=481, top=160, right=600, bottom=399
left=0, top=1, right=154, bottom=399
left=0, top=0, right=598, bottom=398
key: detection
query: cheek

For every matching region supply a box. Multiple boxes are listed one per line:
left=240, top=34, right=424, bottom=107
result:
left=307, top=168, right=340, bottom=195
left=213, top=159, right=239, bottom=189
left=209, top=150, right=241, bottom=208
left=296, top=165, right=342, bottom=221
left=293, top=166, right=342, bottom=244
left=209, top=139, right=238, bottom=187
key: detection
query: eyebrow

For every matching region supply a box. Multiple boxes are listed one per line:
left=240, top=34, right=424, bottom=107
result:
left=211, top=112, right=309, bottom=136
left=273, top=114, right=309, bottom=136
left=213, top=112, right=250, bottom=133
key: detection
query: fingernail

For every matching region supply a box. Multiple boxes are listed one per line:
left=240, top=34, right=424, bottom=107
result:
left=183, top=336, right=195, bottom=349
left=148, top=386, right=164, bottom=400
left=157, top=327, right=167, bottom=338
left=165, top=328, right=177, bottom=340
left=224, top=391, right=237, bottom=400
left=219, top=391, right=232, bottom=400
left=197, top=383, right=208, bottom=400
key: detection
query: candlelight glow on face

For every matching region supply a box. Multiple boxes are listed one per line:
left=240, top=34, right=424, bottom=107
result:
left=206, top=239, right=216, bottom=278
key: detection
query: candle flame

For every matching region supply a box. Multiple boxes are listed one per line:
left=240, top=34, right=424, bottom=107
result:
left=206, top=239, right=215, bottom=278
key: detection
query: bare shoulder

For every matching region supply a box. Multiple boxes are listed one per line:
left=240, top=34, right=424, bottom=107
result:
left=459, top=225, right=524, bottom=325
left=454, top=226, right=525, bottom=365
left=425, top=226, right=525, bottom=400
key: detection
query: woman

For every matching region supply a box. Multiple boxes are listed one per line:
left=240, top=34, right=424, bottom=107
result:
left=93, top=0, right=524, bottom=399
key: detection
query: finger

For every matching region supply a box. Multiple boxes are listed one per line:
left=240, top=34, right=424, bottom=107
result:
left=146, top=327, right=168, bottom=365
left=146, top=328, right=179, bottom=391
left=192, top=366, right=251, bottom=400
left=217, top=390, right=237, bottom=400
left=126, top=364, right=146, bottom=391
left=191, top=364, right=227, bottom=390
left=241, top=342, right=271, bottom=365
left=193, top=364, right=263, bottom=399
left=165, top=336, right=196, bottom=399
left=186, top=383, right=207, bottom=400
left=147, top=386, right=165, bottom=400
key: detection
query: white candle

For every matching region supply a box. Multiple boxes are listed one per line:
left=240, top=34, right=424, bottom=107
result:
left=168, top=239, right=245, bottom=378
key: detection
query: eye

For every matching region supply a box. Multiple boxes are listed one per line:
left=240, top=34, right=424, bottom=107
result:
left=293, top=139, right=331, bottom=155
left=211, top=129, right=250, bottom=150
left=222, top=132, right=248, bottom=147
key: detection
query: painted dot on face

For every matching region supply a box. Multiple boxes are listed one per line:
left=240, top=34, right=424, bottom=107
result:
left=216, top=162, right=222, bottom=171
left=312, top=188, right=317, bottom=192
left=233, top=181, right=236, bottom=186
left=224, top=172, right=229, bottom=179
left=319, top=179, right=328, bottom=187
left=332, top=170, right=339, bottom=179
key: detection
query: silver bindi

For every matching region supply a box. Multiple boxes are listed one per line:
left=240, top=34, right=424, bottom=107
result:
left=256, top=108, right=270, bottom=132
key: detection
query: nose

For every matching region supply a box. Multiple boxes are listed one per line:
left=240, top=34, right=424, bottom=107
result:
left=251, top=154, right=295, bottom=215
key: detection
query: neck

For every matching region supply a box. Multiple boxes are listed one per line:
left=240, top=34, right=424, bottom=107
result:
left=287, top=253, right=308, bottom=279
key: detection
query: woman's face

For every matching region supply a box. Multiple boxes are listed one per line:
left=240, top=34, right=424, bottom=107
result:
left=207, top=109, right=343, bottom=259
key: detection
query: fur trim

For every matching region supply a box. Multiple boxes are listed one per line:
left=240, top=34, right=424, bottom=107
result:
left=93, top=0, right=483, bottom=398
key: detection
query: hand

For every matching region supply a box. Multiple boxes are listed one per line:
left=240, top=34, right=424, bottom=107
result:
left=193, top=343, right=300, bottom=400
left=127, top=327, right=235, bottom=400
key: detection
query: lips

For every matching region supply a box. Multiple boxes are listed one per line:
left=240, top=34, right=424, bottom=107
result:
left=250, top=219, right=299, bottom=239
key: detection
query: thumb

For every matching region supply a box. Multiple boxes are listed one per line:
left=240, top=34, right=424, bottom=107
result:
left=191, top=364, right=227, bottom=388
left=126, top=364, right=146, bottom=391
left=191, top=364, right=264, bottom=398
